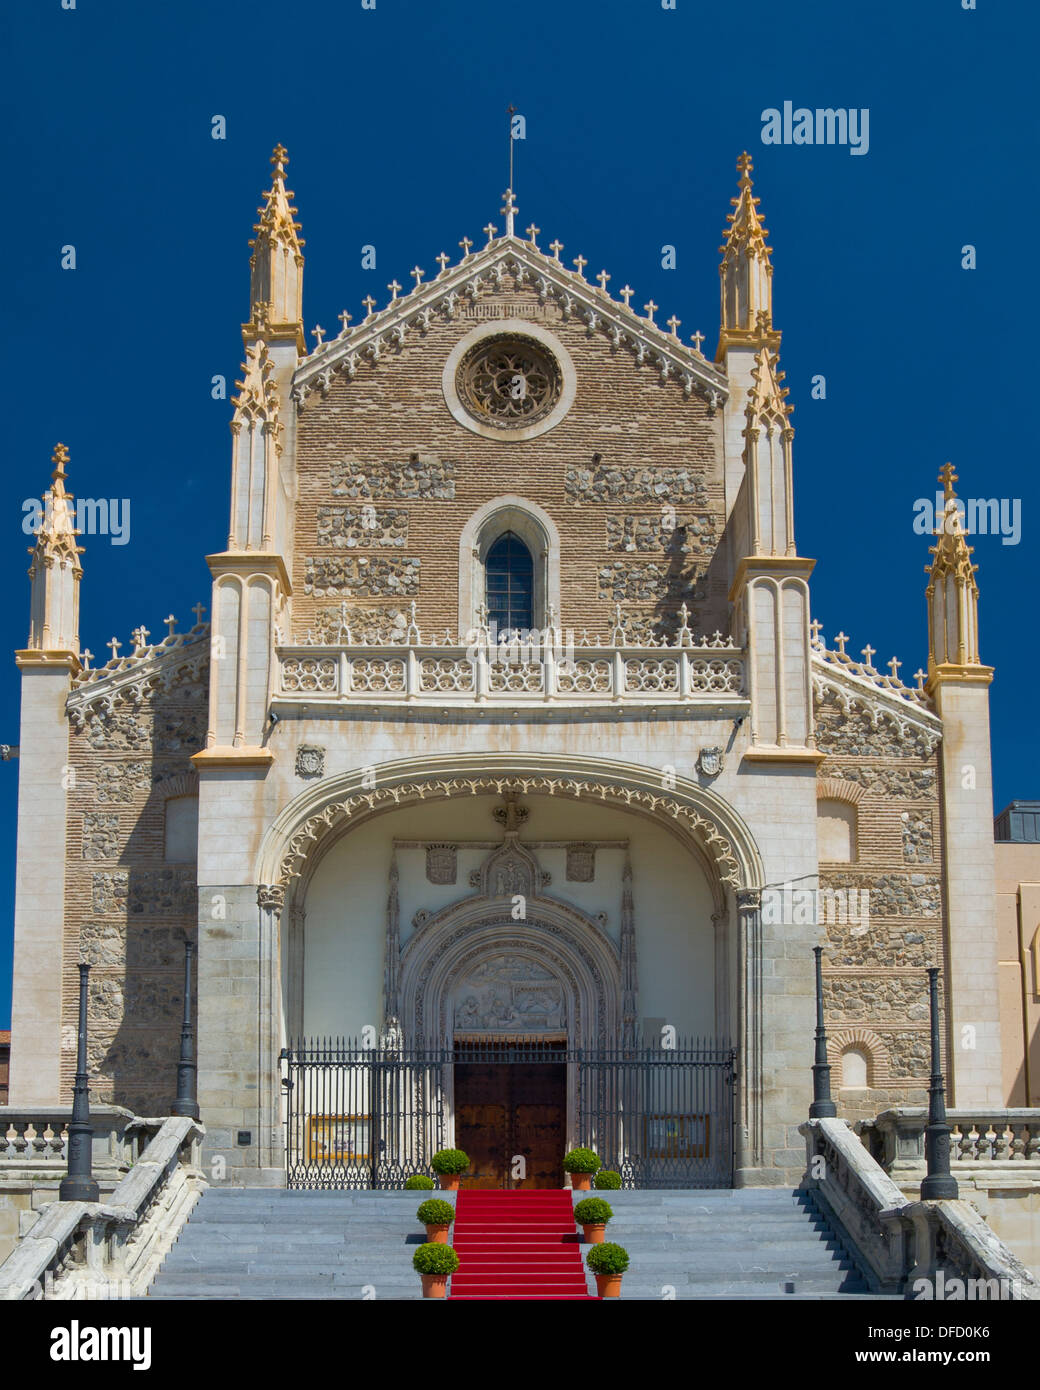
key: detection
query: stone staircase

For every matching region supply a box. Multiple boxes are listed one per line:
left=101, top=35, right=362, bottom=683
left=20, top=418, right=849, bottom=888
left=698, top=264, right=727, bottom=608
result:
left=144, top=1186, right=886, bottom=1300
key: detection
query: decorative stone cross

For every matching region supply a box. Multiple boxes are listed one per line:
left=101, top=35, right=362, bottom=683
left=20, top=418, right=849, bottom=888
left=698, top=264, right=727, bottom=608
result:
left=572, top=255, right=587, bottom=278
left=549, top=239, right=564, bottom=262
left=311, top=324, right=325, bottom=347
left=596, top=270, right=610, bottom=292
left=483, top=223, right=497, bottom=243
left=690, top=330, right=705, bottom=353
left=387, top=280, right=401, bottom=302
left=833, top=631, right=848, bottom=656
left=131, top=625, right=150, bottom=651
left=458, top=236, right=473, bottom=257
left=888, top=657, right=902, bottom=680
left=436, top=252, right=450, bottom=273
left=362, top=295, right=377, bottom=317
left=666, top=315, right=681, bottom=338
left=410, top=266, right=424, bottom=287
left=861, top=644, right=876, bottom=669
left=914, top=669, right=927, bottom=690
left=81, top=649, right=94, bottom=670
left=192, top=602, right=207, bottom=625
left=809, top=618, right=823, bottom=644
left=737, top=151, right=754, bottom=177
left=164, top=614, right=177, bottom=636
left=619, top=285, right=634, bottom=307
left=644, top=300, right=658, bottom=324
left=338, top=310, right=352, bottom=333
left=501, top=189, right=517, bottom=236
left=107, top=637, right=122, bottom=661
left=525, top=224, right=540, bottom=247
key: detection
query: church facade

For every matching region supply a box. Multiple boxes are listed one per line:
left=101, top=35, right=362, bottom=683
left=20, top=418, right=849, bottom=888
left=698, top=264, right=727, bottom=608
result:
left=7, top=148, right=1006, bottom=1188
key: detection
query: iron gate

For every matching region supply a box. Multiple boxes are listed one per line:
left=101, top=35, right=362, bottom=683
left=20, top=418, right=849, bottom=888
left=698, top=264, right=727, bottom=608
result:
left=280, top=1038, right=736, bottom=1189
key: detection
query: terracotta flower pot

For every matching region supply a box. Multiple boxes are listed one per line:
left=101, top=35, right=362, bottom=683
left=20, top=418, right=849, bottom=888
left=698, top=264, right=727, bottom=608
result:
left=425, top=1222, right=452, bottom=1244
left=438, top=1174, right=461, bottom=1191
left=582, top=1222, right=607, bottom=1244
left=421, top=1273, right=449, bottom=1299
left=595, top=1273, right=623, bottom=1299
left=568, top=1172, right=592, bottom=1191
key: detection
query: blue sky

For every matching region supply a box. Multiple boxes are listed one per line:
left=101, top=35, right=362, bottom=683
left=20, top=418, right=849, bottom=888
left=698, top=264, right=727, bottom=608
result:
left=0, top=0, right=1033, bottom=1025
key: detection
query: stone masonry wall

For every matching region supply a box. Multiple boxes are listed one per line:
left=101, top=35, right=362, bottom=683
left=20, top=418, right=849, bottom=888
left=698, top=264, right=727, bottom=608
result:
left=61, top=648, right=207, bottom=1115
left=814, top=684, right=943, bottom=1119
left=293, top=275, right=728, bottom=645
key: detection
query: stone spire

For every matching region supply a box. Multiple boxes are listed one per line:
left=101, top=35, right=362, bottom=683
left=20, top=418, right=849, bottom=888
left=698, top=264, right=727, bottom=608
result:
left=246, top=144, right=305, bottom=351
left=926, top=464, right=985, bottom=675
left=717, top=152, right=781, bottom=359
left=24, top=442, right=84, bottom=657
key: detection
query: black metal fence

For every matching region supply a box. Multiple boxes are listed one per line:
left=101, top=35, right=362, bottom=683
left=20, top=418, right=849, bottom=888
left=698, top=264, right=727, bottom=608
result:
left=280, top=1038, right=736, bottom=1189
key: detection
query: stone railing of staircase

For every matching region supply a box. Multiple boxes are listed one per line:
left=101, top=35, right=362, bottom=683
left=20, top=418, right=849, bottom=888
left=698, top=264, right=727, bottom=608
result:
left=0, top=1116, right=205, bottom=1300
left=801, top=1118, right=1040, bottom=1299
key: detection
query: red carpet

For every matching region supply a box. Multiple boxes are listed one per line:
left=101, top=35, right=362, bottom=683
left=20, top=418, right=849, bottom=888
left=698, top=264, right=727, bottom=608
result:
left=448, top=1190, right=593, bottom=1300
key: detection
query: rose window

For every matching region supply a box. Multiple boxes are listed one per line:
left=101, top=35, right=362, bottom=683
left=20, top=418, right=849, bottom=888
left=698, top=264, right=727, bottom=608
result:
left=455, top=336, right=562, bottom=428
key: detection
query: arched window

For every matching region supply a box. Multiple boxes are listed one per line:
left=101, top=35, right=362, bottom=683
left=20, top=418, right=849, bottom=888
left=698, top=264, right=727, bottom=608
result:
left=817, top=798, right=857, bottom=863
left=485, top=532, right=534, bottom=638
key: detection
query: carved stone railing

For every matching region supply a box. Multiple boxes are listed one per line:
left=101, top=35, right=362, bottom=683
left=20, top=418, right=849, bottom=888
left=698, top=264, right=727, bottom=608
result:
left=0, top=1106, right=150, bottom=1182
left=801, top=1117, right=910, bottom=1292
left=0, top=1116, right=205, bottom=1300
left=801, top=1118, right=1040, bottom=1299
left=276, top=638, right=746, bottom=708
left=859, top=1109, right=1040, bottom=1181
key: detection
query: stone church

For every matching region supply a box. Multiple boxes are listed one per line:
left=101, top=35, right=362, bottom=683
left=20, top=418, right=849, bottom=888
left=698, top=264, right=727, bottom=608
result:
left=7, top=147, right=1008, bottom=1190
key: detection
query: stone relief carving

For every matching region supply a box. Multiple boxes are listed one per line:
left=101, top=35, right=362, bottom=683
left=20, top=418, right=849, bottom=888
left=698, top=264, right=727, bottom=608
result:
left=566, top=844, right=595, bottom=882
left=425, top=844, right=457, bottom=885
left=696, top=746, right=725, bottom=778
left=295, top=745, right=326, bottom=779
left=304, top=555, right=420, bottom=599
left=452, top=955, right=566, bottom=1033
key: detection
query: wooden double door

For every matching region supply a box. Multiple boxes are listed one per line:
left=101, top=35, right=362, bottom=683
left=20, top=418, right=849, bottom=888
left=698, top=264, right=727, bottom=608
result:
left=453, top=1058, right=567, bottom=1188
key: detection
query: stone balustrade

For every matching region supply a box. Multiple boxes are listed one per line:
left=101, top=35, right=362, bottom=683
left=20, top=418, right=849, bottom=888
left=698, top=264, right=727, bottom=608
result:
left=0, top=1115, right=205, bottom=1300
left=0, top=1106, right=152, bottom=1181
left=858, top=1108, right=1040, bottom=1181
left=801, top=1117, right=1040, bottom=1299
left=277, top=639, right=747, bottom=708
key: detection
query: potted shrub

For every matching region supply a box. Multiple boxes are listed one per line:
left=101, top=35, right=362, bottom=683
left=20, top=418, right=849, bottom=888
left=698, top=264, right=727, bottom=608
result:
left=413, top=1242, right=460, bottom=1299
left=586, top=1241, right=629, bottom=1298
left=573, top=1196, right=613, bottom=1244
left=430, top=1148, right=469, bottom=1190
left=594, top=1170, right=622, bottom=1190
left=562, top=1147, right=601, bottom=1191
left=417, top=1197, right=456, bottom=1244
left=405, top=1174, right=435, bottom=1190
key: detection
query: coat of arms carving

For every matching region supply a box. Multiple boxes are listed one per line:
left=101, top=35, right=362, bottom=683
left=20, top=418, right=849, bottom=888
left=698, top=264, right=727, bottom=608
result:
left=696, top=746, right=724, bottom=777
left=425, top=843, right=457, bottom=885
left=295, top=745, right=326, bottom=779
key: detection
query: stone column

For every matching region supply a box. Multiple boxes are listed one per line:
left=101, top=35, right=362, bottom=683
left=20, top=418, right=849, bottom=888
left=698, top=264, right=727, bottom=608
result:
left=735, top=889, right=763, bottom=1184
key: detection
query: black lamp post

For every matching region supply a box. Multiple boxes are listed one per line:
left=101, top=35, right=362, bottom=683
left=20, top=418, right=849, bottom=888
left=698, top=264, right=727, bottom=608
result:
left=809, top=945, right=837, bottom=1118
left=920, top=966, right=958, bottom=1200
left=171, top=940, right=200, bottom=1119
left=59, top=962, right=99, bottom=1202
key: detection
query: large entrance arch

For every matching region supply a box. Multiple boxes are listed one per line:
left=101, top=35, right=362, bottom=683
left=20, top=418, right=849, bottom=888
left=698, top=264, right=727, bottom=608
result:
left=250, top=753, right=766, bottom=1185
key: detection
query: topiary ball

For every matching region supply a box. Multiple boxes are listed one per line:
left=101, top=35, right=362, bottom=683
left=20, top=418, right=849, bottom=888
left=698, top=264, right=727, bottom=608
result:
left=594, top=1169, right=622, bottom=1190
left=404, top=1174, right=435, bottom=1190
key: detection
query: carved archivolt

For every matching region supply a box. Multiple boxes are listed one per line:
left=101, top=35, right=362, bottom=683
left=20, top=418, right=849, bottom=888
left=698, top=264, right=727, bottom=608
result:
left=272, top=773, right=745, bottom=892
